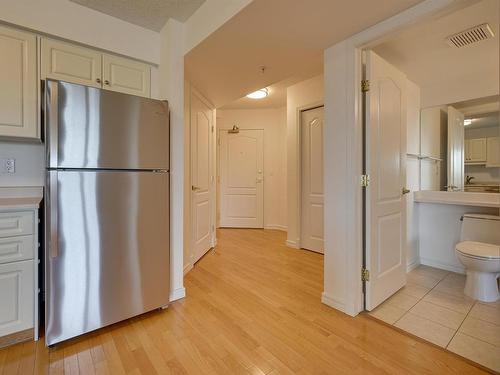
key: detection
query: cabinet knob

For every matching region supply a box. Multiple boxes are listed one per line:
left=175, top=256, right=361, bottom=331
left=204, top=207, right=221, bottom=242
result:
left=96, top=78, right=101, bottom=84
left=104, top=80, right=110, bottom=85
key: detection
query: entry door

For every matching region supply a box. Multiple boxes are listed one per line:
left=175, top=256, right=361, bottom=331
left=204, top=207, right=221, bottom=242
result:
left=447, top=106, right=464, bottom=191
left=191, top=93, right=213, bottom=264
left=219, top=129, right=264, bottom=228
left=365, top=51, right=407, bottom=311
left=301, top=107, right=324, bottom=253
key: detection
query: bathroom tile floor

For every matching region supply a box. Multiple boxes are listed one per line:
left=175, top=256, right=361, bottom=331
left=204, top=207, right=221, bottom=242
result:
left=369, top=265, right=500, bottom=372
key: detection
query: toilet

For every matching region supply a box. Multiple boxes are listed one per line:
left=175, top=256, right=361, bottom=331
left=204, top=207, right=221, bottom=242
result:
left=455, top=214, right=500, bottom=302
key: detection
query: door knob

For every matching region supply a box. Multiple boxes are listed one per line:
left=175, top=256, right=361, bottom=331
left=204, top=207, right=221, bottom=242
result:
left=402, top=187, right=411, bottom=195
left=192, top=185, right=201, bottom=191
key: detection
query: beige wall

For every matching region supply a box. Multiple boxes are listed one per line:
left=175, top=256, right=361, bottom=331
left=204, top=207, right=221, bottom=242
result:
left=286, top=75, right=324, bottom=247
left=216, top=107, right=287, bottom=231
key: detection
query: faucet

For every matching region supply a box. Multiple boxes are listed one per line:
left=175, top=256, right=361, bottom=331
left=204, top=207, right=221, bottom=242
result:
left=465, top=175, right=475, bottom=185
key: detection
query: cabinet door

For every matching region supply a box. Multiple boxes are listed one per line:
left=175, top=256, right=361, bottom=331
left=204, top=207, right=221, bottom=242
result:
left=467, top=138, right=487, bottom=163
left=102, top=54, right=150, bottom=97
left=0, top=260, right=34, bottom=337
left=486, top=137, right=500, bottom=167
left=0, top=26, right=38, bottom=139
left=42, top=38, right=102, bottom=88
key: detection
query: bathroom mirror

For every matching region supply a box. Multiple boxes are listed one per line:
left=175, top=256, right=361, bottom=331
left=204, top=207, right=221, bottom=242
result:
left=419, top=96, right=499, bottom=192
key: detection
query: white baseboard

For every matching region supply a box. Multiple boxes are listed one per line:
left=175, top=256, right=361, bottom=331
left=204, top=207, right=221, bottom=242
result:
left=406, top=258, right=420, bottom=273
left=169, top=287, right=186, bottom=302
left=285, top=239, right=299, bottom=249
left=183, top=262, right=193, bottom=276
left=321, top=292, right=359, bottom=317
left=420, top=257, right=465, bottom=274
left=264, top=224, right=287, bottom=232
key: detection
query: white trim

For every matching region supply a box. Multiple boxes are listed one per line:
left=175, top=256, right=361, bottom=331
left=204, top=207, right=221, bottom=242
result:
left=183, top=262, right=193, bottom=275
left=321, top=293, right=357, bottom=316
left=323, top=0, right=455, bottom=317
left=285, top=239, right=300, bottom=249
left=169, top=287, right=186, bottom=302
left=420, top=257, right=465, bottom=274
left=264, top=224, right=287, bottom=231
left=406, top=258, right=420, bottom=273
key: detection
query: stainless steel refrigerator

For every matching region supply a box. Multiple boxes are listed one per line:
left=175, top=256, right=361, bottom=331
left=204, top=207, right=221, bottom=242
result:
left=44, top=80, right=170, bottom=346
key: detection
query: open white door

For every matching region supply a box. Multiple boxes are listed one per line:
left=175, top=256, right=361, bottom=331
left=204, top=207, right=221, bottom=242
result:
left=219, top=129, right=264, bottom=228
left=365, top=51, right=407, bottom=311
left=301, top=106, right=324, bottom=253
left=191, top=93, right=214, bottom=264
left=447, top=106, right=464, bottom=192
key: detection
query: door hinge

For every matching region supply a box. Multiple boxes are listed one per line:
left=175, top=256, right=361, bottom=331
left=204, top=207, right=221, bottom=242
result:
left=361, top=79, right=370, bottom=92
left=211, top=125, right=214, bottom=133
left=362, top=268, right=370, bottom=282
left=361, top=174, right=370, bottom=187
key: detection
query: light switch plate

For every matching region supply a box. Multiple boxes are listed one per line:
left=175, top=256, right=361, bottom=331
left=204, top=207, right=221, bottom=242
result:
left=1, top=158, right=15, bottom=173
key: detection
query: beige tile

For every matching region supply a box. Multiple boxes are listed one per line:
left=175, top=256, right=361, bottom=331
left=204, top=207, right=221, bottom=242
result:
left=407, top=272, right=441, bottom=289
left=459, top=316, right=500, bottom=347
left=385, top=290, right=420, bottom=310
left=422, top=289, right=474, bottom=314
left=369, top=304, right=407, bottom=325
left=434, top=273, right=466, bottom=298
left=399, top=283, right=431, bottom=299
left=409, top=265, right=449, bottom=280
left=395, top=313, right=455, bottom=347
left=469, top=303, right=500, bottom=326
left=409, top=300, right=466, bottom=330
left=447, top=332, right=500, bottom=373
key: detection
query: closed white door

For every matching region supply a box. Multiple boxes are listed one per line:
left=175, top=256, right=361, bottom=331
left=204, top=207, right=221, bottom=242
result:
left=102, top=54, right=151, bottom=97
left=220, top=130, right=264, bottom=228
left=365, top=51, right=407, bottom=311
left=0, top=25, right=38, bottom=139
left=301, top=107, right=324, bottom=253
left=191, top=94, right=214, bottom=264
left=447, top=106, right=464, bottom=191
left=42, top=38, right=102, bottom=88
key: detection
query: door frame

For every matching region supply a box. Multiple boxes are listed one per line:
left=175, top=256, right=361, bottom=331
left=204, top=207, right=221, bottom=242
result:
left=322, top=0, right=455, bottom=317
left=187, top=85, right=217, bottom=273
left=217, top=128, right=265, bottom=228
left=298, top=104, right=324, bottom=251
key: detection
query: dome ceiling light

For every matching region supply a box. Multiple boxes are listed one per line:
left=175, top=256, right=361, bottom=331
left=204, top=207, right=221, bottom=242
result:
left=246, top=88, right=268, bottom=99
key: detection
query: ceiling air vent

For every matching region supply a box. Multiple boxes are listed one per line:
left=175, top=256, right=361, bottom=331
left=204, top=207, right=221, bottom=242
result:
left=446, top=23, right=495, bottom=48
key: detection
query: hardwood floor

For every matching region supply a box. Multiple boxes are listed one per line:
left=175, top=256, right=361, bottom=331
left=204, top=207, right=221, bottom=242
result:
left=0, top=229, right=489, bottom=374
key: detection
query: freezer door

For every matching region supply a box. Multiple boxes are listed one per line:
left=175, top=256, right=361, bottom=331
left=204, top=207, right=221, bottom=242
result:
left=46, top=80, right=169, bottom=170
left=45, top=170, right=170, bottom=346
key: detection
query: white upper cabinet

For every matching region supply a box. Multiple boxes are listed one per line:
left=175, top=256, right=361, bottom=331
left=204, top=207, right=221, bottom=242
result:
left=465, top=138, right=487, bottom=164
left=0, top=26, right=38, bottom=140
left=42, top=38, right=102, bottom=88
left=103, top=54, right=150, bottom=97
left=486, top=137, right=500, bottom=167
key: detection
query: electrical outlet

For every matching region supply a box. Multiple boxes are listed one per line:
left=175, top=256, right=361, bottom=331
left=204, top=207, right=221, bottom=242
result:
left=2, top=158, right=15, bottom=173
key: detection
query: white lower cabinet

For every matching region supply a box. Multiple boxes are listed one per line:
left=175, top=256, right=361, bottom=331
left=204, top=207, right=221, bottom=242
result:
left=0, top=260, right=34, bottom=338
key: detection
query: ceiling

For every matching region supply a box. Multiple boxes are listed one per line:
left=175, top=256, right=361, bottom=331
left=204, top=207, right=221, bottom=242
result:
left=454, top=95, right=499, bottom=129
left=69, top=0, right=205, bottom=31
left=185, top=0, right=424, bottom=108
left=374, top=0, right=499, bottom=106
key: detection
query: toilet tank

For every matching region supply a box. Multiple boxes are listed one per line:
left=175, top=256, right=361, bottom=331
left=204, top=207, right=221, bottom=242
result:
left=460, top=214, right=500, bottom=245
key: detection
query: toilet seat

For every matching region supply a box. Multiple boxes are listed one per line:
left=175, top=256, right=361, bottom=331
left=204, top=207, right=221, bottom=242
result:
left=456, top=241, right=500, bottom=260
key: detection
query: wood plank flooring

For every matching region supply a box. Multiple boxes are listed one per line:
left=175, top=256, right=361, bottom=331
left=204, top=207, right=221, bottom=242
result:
left=0, top=229, right=489, bottom=374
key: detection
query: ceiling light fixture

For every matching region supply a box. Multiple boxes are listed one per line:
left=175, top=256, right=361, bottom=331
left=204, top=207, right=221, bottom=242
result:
left=246, top=88, right=268, bottom=99
left=464, top=119, right=473, bottom=126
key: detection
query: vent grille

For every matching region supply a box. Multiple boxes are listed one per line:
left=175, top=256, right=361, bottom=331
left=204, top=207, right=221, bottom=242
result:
left=446, top=23, right=495, bottom=48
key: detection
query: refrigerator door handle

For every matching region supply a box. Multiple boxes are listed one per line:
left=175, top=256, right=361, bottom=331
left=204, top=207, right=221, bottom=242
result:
left=49, top=171, right=58, bottom=258
left=46, top=80, right=59, bottom=168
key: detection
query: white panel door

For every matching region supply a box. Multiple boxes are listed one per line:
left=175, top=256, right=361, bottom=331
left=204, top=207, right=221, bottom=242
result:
left=0, top=260, right=34, bottom=337
left=301, top=107, right=324, bottom=253
left=0, top=25, right=38, bottom=139
left=220, top=130, right=264, bottom=228
left=191, top=94, right=213, bottom=264
left=102, top=54, right=151, bottom=97
left=42, top=38, right=102, bottom=88
left=365, top=51, right=407, bottom=311
left=447, top=106, right=464, bottom=191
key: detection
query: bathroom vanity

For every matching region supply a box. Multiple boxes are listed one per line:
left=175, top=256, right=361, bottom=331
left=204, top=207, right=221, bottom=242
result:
left=414, top=191, right=499, bottom=273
